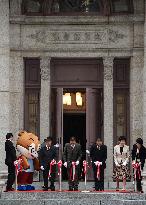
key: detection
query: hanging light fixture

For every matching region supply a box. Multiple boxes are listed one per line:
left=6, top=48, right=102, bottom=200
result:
left=63, top=93, right=71, bottom=106
left=76, top=92, right=83, bottom=106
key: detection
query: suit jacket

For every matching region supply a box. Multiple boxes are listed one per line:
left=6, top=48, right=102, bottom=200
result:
left=114, top=144, right=130, bottom=165
left=39, top=145, right=57, bottom=169
left=132, top=144, right=146, bottom=170
left=5, top=140, right=17, bottom=166
left=63, top=143, right=82, bottom=166
left=90, top=144, right=107, bottom=168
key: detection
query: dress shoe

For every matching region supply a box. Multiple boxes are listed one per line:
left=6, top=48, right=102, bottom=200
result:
left=43, top=187, right=48, bottom=191
left=50, top=186, right=55, bottom=191
left=69, top=186, right=73, bottom=191
left=4, top=188, right=15, bottom=192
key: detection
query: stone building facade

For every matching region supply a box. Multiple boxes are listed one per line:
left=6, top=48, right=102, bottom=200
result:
left=0, top=0, right=145, bottom=182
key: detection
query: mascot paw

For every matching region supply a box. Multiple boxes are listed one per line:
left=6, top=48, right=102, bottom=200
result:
left=26, top=185, right=35, bottom=191
left=17, top=185, right=27, bottom=191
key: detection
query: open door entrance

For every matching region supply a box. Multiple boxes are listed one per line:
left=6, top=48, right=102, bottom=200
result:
left=50, top=87, right=103, bottom=181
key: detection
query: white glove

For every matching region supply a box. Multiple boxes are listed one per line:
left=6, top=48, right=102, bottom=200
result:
left=94, top=161, right=102, bottom=166
left=40, top=166, right=44, bottom=170
left=122, top=161, right=127, bottom=166
left=86, top=150, right=90, bottom=154
left=64, top=162, right=67, bottom=168
left=94, top=161, right=99, bottom=166
left=54, top=143, right=59, bottom=148
left=76, top=161, right=79, bottom=166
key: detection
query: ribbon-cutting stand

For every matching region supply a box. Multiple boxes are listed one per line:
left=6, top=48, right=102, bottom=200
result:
left=14, top=159, right=22, bottom=191
left=57, top=160, right=62, bottom=191
left=82, top=160, right=90, bottom=192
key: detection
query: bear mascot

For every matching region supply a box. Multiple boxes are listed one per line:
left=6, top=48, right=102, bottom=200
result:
left=16, top=131, right=40, bottom=191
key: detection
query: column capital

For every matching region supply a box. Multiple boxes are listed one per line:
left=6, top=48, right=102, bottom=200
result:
left=103, top=57, right=114, bottom=80
left=40, top=57, right=51, bottom=81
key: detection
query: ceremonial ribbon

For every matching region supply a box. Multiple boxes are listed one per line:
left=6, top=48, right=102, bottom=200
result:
left=95, top=161, right=101, bottom=180
left=132, top=162, right=141, bottom=180
left=83, top=160, right=88, bottom=175
left=48, top=159, right=56, bottom=178
left=14, top=158, right=22, bottom=176
left=57, top=160, right=62, bottom=176
left=70, top=161, right=76, bottom=181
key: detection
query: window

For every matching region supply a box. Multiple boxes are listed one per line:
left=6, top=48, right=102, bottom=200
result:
left=24, top=58, right=41, bottom=136
left=110, top=0, right=133, bottom=13
left=22, top=0, right=42, bottom=14
left=21, top=0, right=133, bottom=15
left=113, top=59, right=130, bottom=146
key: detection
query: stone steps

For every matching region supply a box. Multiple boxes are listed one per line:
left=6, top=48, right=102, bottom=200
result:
left=0, top=192, right=146, bottom=205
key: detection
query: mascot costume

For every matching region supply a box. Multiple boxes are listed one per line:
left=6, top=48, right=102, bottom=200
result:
left=16, top=131, right=40, bottom=191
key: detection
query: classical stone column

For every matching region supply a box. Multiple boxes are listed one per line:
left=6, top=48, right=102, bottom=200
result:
left=103, top=57, right=114, bottom=182
left=142, top=1, right=146, bottom=193
left=143, top=1, right=146, bottom=147
left=0, top=0, right=10, bottom=172
left=86, top=88, right=99, bottom=147
left=130, top=55, right=143, bottom=148
left=40, top=57, right=51, bottom=143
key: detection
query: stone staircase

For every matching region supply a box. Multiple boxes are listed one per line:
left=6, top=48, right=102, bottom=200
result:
left=0, top=181, right=146, bottom=205
left=0, top=191, right=146, bottom=205
left=0, top=171, right=7, bottom=187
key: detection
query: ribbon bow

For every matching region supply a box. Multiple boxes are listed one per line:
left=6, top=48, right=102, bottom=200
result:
left=14, top=159, right=22, bottom=176
left=132, top=162, right=141, bottom=180
left=57, top=160, right=62, bottom=176
left=48, top=159, right=56, bottom=178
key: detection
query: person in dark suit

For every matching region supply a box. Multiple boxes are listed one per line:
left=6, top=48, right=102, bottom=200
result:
left=90, top=138, right=107, bottom=191
left=5, top=133, right=17, bottom=192
left=132, top=138, right=146, bottom=192
left=39, top=137, right=57, bottom=191
left=63, top=136, right=82, bottom=191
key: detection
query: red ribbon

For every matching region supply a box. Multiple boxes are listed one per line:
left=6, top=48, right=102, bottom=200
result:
left=132, top=162, right=141, bottom=180
left=83, top=160, right=88, bottom=175
left=95, top=161, right=101, bottom=180
left=70, top=161, right=76, bottom=181
left=48, top=159, right=56, bottom=178
left=14, top=159, right=22, bottom=176
left=57, top=160, right=62, bottom=176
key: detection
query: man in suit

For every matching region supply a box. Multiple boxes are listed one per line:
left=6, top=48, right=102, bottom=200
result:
left=39, top=137, right=57, bottom=191
left=132, top=138, right=146, bottom=192
left=63, top=136, right=82, bottom=191
left=90, top=138, right=107, bottom=191
left=5, top=133, right=17, bottom=192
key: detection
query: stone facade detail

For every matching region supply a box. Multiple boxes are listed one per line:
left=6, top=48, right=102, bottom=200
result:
left=40, top=57, right=51, bottom=80
left=103, top=57, right=113, bottom=80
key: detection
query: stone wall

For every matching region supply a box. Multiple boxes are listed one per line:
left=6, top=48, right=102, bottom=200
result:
left=0, top=0, right=10, bottom=171
left=5, top=0, right=145, bottom=178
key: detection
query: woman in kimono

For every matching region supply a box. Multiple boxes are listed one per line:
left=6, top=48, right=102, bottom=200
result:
left=113, top=136, right=130, bottom=191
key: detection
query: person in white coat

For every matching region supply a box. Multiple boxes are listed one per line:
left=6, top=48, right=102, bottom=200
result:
left=113, top=136, right=130, bottom=191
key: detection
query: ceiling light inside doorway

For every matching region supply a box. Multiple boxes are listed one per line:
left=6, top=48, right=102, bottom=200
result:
left=76, top=92, right=82, bottom=106
left=63, top=93, right=71, bottom=106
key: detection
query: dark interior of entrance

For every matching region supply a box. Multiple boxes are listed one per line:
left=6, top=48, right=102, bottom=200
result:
left=63, top=113, right=86, bottom=153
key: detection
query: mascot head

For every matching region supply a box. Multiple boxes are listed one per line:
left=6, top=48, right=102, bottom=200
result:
left=16, top=131, right=40, bottom=159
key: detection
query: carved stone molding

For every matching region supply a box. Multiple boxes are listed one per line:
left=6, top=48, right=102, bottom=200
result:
left=132, top=55, right=144, bottom=68
left=40, top=57, right=51, bottom=81
left=103, top=57, right=114, bottom=80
